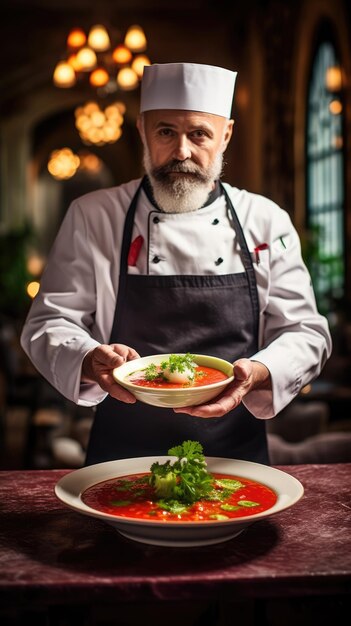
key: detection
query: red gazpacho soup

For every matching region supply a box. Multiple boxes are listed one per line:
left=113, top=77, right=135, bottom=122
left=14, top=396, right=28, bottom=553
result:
left=127, top=365, right=228, bottom=389
left=81, top=472, right=277, bottom=522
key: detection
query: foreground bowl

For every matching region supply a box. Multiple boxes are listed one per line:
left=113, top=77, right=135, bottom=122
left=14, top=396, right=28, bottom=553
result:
left=55, top=457, right=304, bottom=547
left=112, top=353, right=234, bottom=408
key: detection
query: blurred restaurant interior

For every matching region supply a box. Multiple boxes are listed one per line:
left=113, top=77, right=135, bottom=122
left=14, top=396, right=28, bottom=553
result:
left=1, top=0, right=351, bottom=471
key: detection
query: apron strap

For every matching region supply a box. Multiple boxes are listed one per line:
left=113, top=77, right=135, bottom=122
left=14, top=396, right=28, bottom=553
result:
left=220, top=182, right=260, bottom=337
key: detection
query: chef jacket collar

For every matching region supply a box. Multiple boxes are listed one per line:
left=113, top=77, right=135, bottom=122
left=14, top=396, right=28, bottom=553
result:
left=143, top=176, right=222, bottom=212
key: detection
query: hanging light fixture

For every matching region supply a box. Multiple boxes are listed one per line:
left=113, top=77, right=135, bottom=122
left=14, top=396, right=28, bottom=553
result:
left=124, top=25, right=147, bottom=52
left=325, top=66, right=343, bottom=93
left=74, top=101, right=125, bottom=146
left=47, top=148, right=80, bottom=180
left=67, top=28, right=86, bottom=48
left=329, top=99, right=343, bottom=115
left=89, top=67, right=110, bottom=87
left=53, top=23, right=151, bottom=94
left=74, top=46, right=97, bottom=71
left=87, top=25, right=111, bottom=51
left=117, top=67, right=139, bottom=90
left=53, top=61, right=76, bottom=87
left=112, top=44, right=133, bottom=65
left=131, top=54, right=151, bottom=78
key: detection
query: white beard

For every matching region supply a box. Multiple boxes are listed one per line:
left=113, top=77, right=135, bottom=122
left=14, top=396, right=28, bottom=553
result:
left=143, top=147, right=224, bottom=213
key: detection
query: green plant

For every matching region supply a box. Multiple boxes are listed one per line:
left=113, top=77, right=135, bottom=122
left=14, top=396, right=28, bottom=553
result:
left=0, top=225, right=34, bottom=319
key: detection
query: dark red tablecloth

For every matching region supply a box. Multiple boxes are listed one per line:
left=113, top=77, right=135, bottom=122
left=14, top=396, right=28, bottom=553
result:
left=0, top=464, right=350, bottom=610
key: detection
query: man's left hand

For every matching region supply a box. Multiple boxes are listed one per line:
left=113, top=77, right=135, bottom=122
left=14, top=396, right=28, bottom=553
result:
left=173, top=358, right=271, bottom=418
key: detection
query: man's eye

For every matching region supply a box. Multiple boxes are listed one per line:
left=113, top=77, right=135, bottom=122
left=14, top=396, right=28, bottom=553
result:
left=191, top=130, right=207, bottom=138
left=158, top=128, right=174, bottom=136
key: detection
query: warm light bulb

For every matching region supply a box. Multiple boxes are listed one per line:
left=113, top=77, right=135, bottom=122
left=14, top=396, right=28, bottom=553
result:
left=91, top=110, right=106, bottom=127
left=75, top=101, right=124, bottom=145
left=300, top=384, right=312, bottom=395
left=112, top=45, right=133, bottom=65
left=325, top=66, right=342, bottom=92
left=115, top=101, right=126, bottom=115
left=47, top=148, right=80, bottom=180
left=27, top=281, right=40, bottom=299
left=117, top=67, right=139, bottom=90
left=90, top=68, right=110, bottom=87
left=329, top=99, right=343, bottom=115
left=88, top=24, right=111, bottom=51
left=84, top=101, right=100, bottom=114
left=67, top=28, right=86, bottom=48
left=79, top=152, right=102, bottom=173
left=131, top=54, right=151, bottom=77
left=53, top=61, right=76, bottom=87
left=333, top=136, right=343, bottom=149
left=67, top=54, right=82, bottom=71
left=27, top=253, right=45, bottom=276
left=124, top=25, right=147, bottom=52
left=75, top=47, right=97, bottom=71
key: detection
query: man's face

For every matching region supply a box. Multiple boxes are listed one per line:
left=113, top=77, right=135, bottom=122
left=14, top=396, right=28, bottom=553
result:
left=137, top=109, right=233, bottom=213
left=140, top=109, right=232, bottom=171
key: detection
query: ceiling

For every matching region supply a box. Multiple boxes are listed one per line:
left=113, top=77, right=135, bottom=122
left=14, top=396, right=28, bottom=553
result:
left=0, top=0, right=265, bottom=113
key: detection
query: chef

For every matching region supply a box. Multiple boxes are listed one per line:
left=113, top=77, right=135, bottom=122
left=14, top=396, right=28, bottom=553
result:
left=21, top=62, right=332, bottom=465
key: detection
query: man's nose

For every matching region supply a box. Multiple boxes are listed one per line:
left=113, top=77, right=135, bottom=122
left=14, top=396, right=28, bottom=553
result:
left=172, top=135, right=192, bottom=161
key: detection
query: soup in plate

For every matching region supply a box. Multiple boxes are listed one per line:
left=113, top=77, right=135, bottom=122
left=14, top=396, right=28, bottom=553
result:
left=125, top=353, right=229, bottom=389
left=81, top=472, right=277, bottom=522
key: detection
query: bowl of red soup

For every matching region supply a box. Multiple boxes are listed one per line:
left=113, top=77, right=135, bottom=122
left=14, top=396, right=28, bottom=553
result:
left=112, top=353, right=234, bottom=408
left=55, top=448, right=304, bottom=547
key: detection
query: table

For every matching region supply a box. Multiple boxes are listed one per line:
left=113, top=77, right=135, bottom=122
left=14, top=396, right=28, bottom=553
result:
left=1, top=464, right=350, bottom=625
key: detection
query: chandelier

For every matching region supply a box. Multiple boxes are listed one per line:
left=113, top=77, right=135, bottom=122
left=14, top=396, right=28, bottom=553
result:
left=53, top=23, right=151, bottom=93
left=75, top=101, right=126, bottom=146
left=52, top=23, right=151, bottom=148
left=47, top=148, right=104, bottom=180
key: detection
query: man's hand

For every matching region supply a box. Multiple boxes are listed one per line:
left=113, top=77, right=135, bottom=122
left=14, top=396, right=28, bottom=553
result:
left=81, top=343, right=140, bottom=403
left=173, top=359, right=271, bottom=418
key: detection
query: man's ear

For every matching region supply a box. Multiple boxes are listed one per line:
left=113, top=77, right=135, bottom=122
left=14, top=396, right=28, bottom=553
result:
left=222, top=119, right=234, bottom=151
left=136, top=114, right=145, bottom=142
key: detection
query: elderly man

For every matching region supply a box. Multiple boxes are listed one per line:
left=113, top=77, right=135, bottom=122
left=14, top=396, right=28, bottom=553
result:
left=21, top=63, right=332, bottom=465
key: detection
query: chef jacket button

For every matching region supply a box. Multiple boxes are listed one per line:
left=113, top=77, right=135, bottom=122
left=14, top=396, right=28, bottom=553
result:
left=152, top=255, right=161, bottom=263
left=153, top=216, right=160, bottom=224
left=212, top=218, right=219, bottom=225
left=215, top=257, right=223, bottom=266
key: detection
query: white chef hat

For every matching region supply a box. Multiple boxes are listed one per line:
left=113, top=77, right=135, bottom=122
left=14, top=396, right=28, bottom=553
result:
left=140, top=62, right=237, bottom=119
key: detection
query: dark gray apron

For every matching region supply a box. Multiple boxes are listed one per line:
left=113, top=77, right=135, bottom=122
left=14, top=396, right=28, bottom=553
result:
left=85, top=178, right=269, bottom=465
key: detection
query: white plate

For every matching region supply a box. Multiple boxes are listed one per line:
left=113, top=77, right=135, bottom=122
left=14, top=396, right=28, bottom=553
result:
left=55, top=457, right=304, bottom=547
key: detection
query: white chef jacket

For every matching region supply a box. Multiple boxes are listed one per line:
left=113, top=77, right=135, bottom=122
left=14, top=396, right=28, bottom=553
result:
left=20, top=178, right=332, bottom=418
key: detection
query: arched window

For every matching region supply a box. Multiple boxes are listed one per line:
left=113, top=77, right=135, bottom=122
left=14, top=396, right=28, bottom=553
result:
left=306, top=39, right=345, bottom=313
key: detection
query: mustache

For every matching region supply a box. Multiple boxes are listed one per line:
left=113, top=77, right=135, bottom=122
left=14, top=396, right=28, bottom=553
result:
left=151, top=159, right=209, bottom=182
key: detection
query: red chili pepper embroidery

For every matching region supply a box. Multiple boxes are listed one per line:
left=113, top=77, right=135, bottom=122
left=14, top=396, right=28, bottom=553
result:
left=128, top=235, right=144, bottom=266
left=253, top=243, right=269, bottom=264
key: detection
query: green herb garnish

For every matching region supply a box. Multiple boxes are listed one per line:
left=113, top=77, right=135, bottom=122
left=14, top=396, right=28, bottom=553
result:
left=156, top=499, right=190, bottom=514
left=149, top=440, right=212, bottom=505
left=160, top=353, right=196, bottom=375
left=214, top=478, right=244, bottom=491
left=144, top=363, right=160, bottom=381
left=143, top=354, right=197, bottom=383
left=220, top=504, right=241, bottom=512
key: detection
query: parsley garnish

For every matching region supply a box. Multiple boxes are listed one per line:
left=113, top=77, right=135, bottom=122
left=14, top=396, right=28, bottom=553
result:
left=144, top=363, right=160, bottom=381
left=149, top=440, right=212, bottom=505
left=143, top=354, right=197, bottom=383
left=160, top=353, right=196, bottom=374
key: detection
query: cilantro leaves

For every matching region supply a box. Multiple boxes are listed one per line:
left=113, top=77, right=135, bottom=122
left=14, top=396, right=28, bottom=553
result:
left=149, top=440, right=212, bottom=505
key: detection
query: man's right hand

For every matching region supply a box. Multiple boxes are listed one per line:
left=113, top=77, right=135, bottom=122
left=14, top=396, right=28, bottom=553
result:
left=81, top=343, right=140, bottom=403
